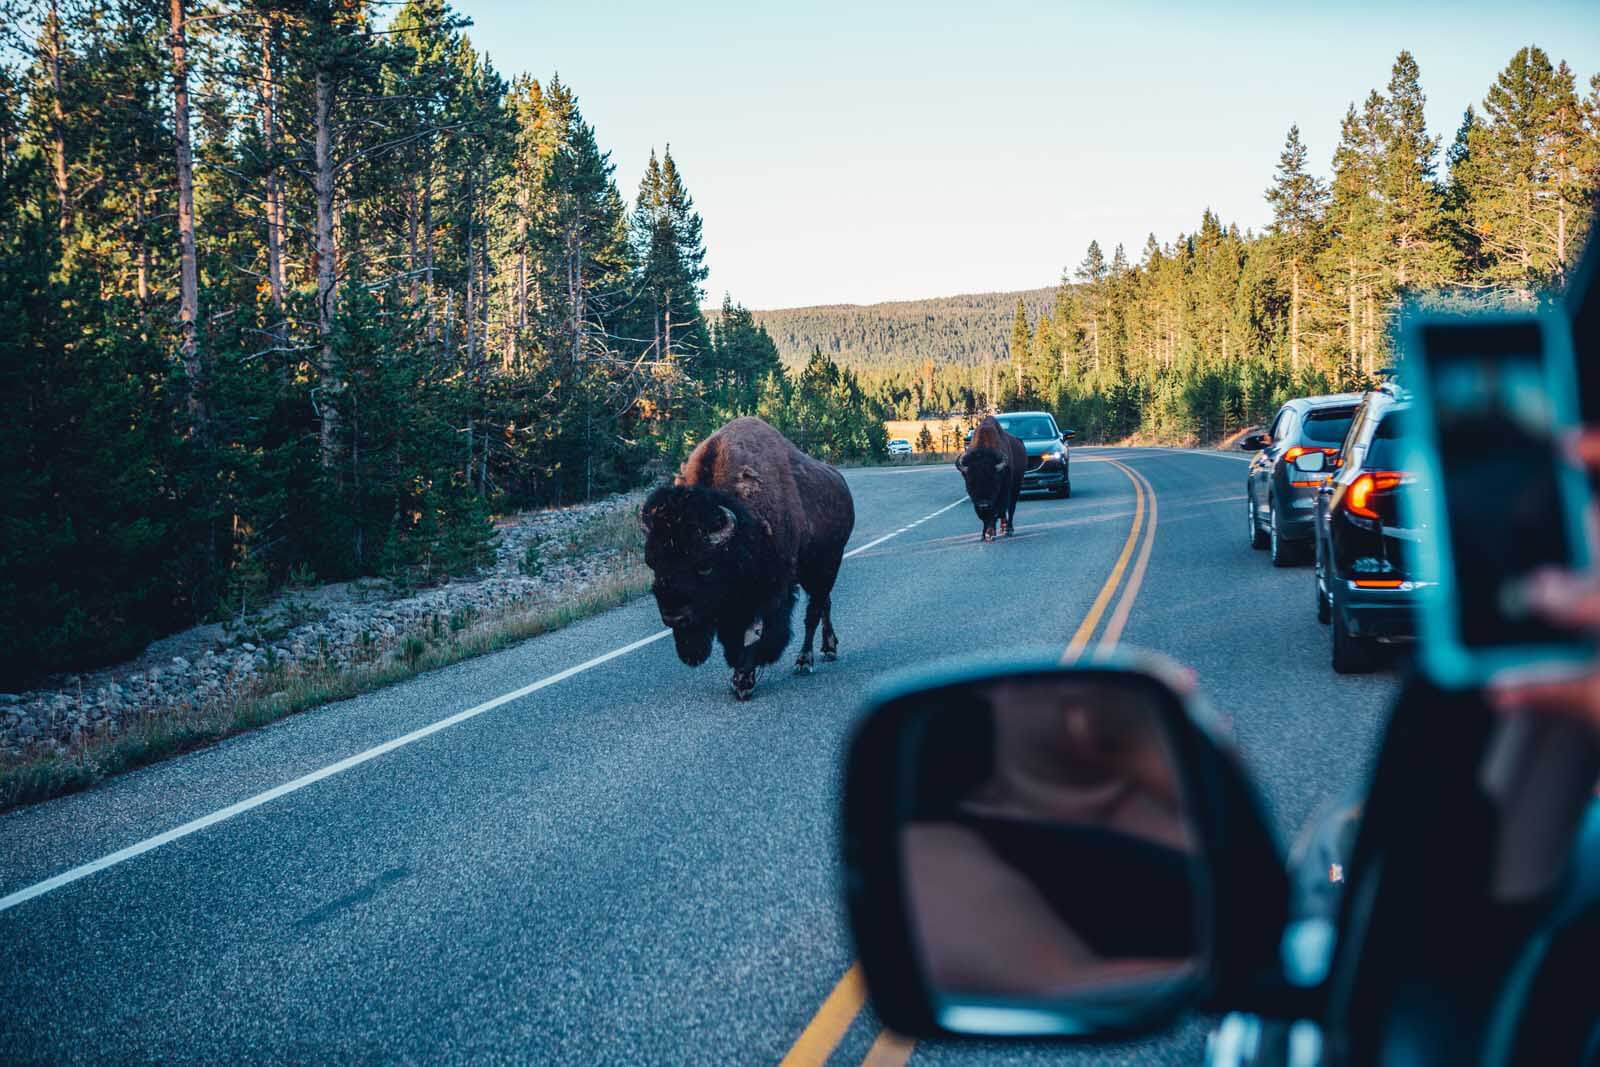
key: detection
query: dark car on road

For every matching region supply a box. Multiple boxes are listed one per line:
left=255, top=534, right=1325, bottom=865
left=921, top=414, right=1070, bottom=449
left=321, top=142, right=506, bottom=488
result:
left=1240, top=393, right=1363, bottom=565
left=1314, top=386, right=1427, bottom=673
left=966, top=411, right=1076, bottom=497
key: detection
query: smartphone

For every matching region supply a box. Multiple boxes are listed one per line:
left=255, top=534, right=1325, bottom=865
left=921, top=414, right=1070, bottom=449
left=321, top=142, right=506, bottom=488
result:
left=1401, top=308, right=1594, bottom=689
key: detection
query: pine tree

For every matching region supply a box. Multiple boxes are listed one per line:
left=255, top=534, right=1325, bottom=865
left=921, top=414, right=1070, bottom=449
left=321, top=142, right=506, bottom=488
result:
left=1466, top=46, right=1588, bottom=298
left=1323, top=100, right=1385, bottom=375
left=1265, top=123, right=1327, bottom=373
left=1007, top=298, right=1031, bottom=395
left=1380, top=51, right=1455, bottom=291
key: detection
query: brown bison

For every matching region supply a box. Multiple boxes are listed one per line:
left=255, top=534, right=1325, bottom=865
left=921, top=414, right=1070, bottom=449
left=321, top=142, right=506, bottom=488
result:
left=641, top=417, right=856, bottom=701
left=957, top=415, right=1026, bottom=541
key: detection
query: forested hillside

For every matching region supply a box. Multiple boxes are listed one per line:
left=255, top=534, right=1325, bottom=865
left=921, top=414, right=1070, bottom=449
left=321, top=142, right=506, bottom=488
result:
left=0, top=0, right=885, bottom=685
left=744, top=288, right=1057, bottom=369
left=1000, top=48, right=1599, bottom=444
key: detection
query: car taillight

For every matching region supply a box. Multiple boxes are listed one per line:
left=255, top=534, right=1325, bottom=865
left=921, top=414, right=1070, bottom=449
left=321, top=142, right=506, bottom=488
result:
left=1284, top=446, right=1338, bottom=462
left=1345, top=471, right=1406, bottom=520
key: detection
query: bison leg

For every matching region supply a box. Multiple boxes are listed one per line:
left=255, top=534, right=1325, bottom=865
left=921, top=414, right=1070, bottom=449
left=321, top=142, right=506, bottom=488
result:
left=795, top=593, right=826, bottom=673
left=796, top=547, right=843, bottom=668
left=821, top=605, right=839, bottom=662
left=731, top=666, right=758, bottom=701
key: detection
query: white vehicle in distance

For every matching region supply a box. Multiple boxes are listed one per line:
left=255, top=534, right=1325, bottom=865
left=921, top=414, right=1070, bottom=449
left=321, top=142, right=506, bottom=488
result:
left=886, top=439, right=913, bottom=456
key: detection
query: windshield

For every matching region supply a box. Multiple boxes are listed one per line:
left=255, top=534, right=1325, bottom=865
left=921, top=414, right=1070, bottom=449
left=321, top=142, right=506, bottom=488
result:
left=997, top=416, right=1059, bottom=441
left=1303, top=408, right=1357, bottom=446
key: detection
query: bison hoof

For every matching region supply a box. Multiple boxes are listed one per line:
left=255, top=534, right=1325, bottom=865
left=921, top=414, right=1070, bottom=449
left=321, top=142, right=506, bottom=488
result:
left=821, top=634, right=839, bottom=661
left=731, top=669, right=758, bottom=701
left=794, top=653, right=814, bottom=675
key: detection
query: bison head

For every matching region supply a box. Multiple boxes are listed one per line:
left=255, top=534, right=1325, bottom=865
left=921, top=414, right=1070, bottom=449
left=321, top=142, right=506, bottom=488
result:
left=640, top=485, right=752, bottom=664
left=956, top=447, right=1010, bottom=523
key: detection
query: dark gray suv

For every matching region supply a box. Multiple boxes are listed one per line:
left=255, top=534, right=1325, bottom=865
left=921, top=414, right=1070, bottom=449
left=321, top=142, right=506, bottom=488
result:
left=1240, top=393, right=1363, bottom=565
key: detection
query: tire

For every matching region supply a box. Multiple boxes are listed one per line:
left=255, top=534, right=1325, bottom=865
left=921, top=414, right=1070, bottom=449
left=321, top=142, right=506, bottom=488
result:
left=1248, top=491, right=1269, bottom=550
left=1269, top=502, right=1301, bottom=566
left=1332, top=605, right=1380, bottom=674
left=1062, top=478, right=1072, bottom=499
left=1315, top=564, right=1331, bottom=624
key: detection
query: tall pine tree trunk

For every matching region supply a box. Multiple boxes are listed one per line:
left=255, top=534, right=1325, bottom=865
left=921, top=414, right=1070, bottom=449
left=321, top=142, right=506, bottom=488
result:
left=1290, top=260, right=1300, bottom=374
left=47, top=0, right=68, bottom=232
left=1363, top=290, right=1375, bottom=377
left=259, top=14, right=285, bottom=324
left=314, top=61, right=339, bottom=470
left=134, top=178, right=149, bottom=302
left=423, top=150, right=435, bottom=340
left=1348, top=257, right=1358, bottom=377
left=171, top=0, right=204, bottom=438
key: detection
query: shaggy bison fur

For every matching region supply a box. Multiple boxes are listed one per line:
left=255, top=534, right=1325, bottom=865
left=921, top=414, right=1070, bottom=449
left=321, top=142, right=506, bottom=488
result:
left=957, top=416, right=1026, bottom=541
left=641, top=417, right=856, bottom=701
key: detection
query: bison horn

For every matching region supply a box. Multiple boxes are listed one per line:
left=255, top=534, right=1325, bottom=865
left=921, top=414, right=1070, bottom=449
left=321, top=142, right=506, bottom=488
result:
left=705, top=505, right=737, bottom=546
left=955, top=455, right=968, bottom=473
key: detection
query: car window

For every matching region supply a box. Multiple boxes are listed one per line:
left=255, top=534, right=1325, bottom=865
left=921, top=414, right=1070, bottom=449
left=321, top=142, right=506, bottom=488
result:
left=1302, top=408, right=1357, bottom=446
left=1364, top=410, right=1409, bottom=469
left=1268, top=408, right=1291, bottom=441
left=996, top=415, right=1058, bottom=440
left=1339, top=407, right=1369, bottom=470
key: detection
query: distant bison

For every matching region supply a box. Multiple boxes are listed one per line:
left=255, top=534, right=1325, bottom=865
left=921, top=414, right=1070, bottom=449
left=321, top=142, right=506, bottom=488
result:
left=957, top=415, right=1025, bottom=541
left=641, top=417, right=856, bottom=701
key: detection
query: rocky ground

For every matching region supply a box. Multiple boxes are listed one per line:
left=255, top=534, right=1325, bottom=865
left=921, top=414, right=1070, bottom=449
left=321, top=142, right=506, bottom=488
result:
left=0, top=492, right=648, bottom=763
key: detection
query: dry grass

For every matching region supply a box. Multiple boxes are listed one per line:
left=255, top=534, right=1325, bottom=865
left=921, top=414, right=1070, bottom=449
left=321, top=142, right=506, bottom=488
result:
left=0, top=509, right=653, bottom=814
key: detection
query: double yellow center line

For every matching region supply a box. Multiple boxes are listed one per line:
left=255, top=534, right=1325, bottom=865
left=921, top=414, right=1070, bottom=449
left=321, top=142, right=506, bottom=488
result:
left=779, top=457, right=1161, bottom=1067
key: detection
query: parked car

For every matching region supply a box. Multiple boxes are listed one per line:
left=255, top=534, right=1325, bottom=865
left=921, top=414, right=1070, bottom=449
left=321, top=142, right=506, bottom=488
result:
left=1239, top=393, right=1363, bottom=565
left=887, top=438, right=913, bottom=456
left=1314, top=385, right=1424, bottom=673
left=993, top=411, right=1075, bottom=498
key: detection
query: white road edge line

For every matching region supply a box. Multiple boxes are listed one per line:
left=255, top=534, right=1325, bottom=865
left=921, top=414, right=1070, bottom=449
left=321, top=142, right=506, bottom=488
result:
left=0, top=494, right=972, bottom=914
left=842, top=497, right=966, bottom=560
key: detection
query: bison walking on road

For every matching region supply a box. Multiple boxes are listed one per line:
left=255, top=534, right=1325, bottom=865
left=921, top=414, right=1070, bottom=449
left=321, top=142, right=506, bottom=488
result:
left=957, top=415, right=1026, bottom=542
left=641, top=417, right=856, bottom=701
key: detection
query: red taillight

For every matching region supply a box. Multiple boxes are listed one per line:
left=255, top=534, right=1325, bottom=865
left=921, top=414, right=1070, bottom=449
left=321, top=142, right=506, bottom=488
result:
left=1345, top=471, right=1406, bottom=520
left=1284, top=446, right=1338, bottom=462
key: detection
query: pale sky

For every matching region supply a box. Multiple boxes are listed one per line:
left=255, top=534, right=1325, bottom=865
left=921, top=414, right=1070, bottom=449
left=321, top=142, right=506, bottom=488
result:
left=459, top=0, right=1600, bottom=309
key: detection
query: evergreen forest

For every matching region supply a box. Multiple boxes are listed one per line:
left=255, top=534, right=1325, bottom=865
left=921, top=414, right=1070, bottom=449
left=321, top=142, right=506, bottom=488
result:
left=0, top=2, right=1596, bottom=686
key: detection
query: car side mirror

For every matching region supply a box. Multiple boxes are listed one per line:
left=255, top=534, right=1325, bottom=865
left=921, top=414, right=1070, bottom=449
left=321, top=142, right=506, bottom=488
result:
left=1291, top=452, right=1327, bottom=474
left=1238, top=434, right=1267, bottom=451
left=1062, top=430, right=1077, bottom=441
left=841, top=652, right=1290, bottom=1041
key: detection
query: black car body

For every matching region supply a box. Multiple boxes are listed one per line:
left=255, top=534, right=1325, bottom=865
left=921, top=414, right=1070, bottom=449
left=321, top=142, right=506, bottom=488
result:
left=1314, top=387, right=1428, bottom=673
left=972, top=411, right=1074, bottom=497
left=1240, top=393, right=1363, bottom=565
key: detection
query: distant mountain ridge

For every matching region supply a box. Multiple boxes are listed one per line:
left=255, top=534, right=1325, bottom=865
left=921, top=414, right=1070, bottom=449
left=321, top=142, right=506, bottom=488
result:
left=729, top=287, right=1059, bottom=370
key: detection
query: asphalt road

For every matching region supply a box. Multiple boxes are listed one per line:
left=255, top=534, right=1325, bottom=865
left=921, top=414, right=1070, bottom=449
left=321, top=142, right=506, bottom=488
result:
left=0, top=448, right=1399, bottom=1066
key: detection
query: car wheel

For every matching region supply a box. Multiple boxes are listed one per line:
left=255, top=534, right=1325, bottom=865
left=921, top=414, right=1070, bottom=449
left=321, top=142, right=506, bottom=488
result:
left=1248, top=491, right=1268, bottom=550
left=1269, top=502, right=1300, bottom=566
left=1332, top=604, right=1380, bottom=674
left=1062, top=478, right=1071, bottom=499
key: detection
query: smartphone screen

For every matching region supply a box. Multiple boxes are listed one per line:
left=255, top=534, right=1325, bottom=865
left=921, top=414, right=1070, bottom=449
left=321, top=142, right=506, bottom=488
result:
left=1419, top=321, right=1576, bottom=650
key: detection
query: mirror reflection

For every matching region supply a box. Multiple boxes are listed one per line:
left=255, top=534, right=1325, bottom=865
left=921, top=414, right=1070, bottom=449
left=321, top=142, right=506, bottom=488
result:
left=898, top=676, right=1204, bottom=1013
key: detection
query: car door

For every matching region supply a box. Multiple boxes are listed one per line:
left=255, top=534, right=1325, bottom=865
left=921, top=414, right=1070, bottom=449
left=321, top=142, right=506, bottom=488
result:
left=1252, top=407, right=1291, bottom=520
